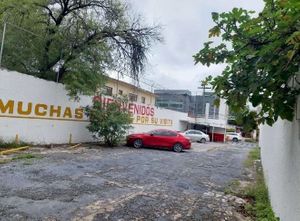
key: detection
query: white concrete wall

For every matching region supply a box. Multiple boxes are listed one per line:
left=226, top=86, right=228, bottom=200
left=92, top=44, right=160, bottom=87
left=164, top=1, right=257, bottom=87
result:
left=0, top=69, right=93, bottom=144
left=130, top=107, right=189, bottom=133
left=0, top=69, right=189, bottom=144
left=259, top=116, right=300, bottom=221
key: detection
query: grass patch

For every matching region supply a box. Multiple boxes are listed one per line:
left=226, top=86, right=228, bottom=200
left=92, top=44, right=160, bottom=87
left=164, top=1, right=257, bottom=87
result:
left=244, top=138, right=257, bottom=143
left=0, top=139, right=30, bottom=150
left=244, top=147, right=260, bottom=168
left=22, top=160, right=34, bottom=165
left=0, top=159, right=11, bottom=164
left=224, top=179, right=241, bottom=195
left=226, top=147, right=279, bottom=221
left=12, top=153, right=37, bottom=161
left=242, top=169, right=278, bottom=220
left=12, top=153, right=42, bottom=165
left=0, top=153, right=41, bottom=165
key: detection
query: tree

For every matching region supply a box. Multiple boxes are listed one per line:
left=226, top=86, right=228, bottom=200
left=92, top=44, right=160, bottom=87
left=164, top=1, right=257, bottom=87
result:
left=232, top=107, right=258, bottom=133
left=194, top=0, right=300, bottom=125
left=0, top=0, right=161, bottom=98
left=85, top=96, right=132, bottom=147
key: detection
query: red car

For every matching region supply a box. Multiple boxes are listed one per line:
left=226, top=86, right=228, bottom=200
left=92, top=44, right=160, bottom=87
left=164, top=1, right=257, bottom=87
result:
left=126, top=129, right=191, bottom=152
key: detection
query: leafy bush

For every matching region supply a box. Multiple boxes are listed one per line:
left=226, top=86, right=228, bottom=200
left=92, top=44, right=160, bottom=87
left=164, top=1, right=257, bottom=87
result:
left=85, top=96, right=132, bottom=147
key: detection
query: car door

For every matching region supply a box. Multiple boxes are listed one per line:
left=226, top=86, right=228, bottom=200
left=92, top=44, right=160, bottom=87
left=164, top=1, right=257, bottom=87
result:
left=188, top=131, right=198, bottom=142
left=193, top=131, right=203, bottom=141
left=184, top=131, right=194, bottom=142
left=143, top=130, right=159, bottom=147
left=162, top=131, right=178, bottom=148
left=151, top=130, right=174, bottom=148
left=143, top=131, right=154, bottom=147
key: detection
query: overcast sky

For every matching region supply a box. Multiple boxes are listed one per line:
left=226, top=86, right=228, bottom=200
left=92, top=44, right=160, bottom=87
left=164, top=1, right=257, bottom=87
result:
left=123, top=0, right=264, bottom=94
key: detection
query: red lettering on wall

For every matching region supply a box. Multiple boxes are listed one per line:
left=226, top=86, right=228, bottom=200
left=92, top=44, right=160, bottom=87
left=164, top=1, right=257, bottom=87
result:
left=150, top=108, right=154, bottom=116
left=128, top=103, right=134, bottom=114
left=92, top=95, right=156, bottom=116
left=107, top=98, right=113, bottom=104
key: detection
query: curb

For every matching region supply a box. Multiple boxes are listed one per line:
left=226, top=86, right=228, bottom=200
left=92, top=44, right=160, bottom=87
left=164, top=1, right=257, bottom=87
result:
left=69, top=143, right=81, bottom=149
left=0, top=146, right=30, bottom=155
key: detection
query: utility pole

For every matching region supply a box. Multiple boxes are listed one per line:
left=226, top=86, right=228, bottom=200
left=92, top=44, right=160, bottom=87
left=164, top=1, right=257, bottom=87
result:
left=198, top=80, right=211, bottom=135
left=194, top=91, right=197, bottom=123
left=212, top=106, right=216, bottom=142
left=0, top=22, right=7, bottom=67
left=198, top=81, right=211, bottom=117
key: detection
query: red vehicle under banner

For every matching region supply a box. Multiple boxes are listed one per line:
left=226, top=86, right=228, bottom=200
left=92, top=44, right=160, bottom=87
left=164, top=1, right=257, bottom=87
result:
left=126, top=129, right=191, bottom=152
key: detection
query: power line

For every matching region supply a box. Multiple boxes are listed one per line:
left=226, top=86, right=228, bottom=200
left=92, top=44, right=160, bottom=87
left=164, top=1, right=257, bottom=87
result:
left=117, top=72, right=167, bottom=92
left=5, top=22, right=41, bottom=37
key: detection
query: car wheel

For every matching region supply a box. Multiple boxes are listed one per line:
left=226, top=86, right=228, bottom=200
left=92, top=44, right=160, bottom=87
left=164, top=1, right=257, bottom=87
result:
left=232, top=138, right=238, bottom=142
left=200, top=138, right=206, bottom=143
left=133, top=139, right=143, bottom=148
left=173, top=143, right=183, bottom=152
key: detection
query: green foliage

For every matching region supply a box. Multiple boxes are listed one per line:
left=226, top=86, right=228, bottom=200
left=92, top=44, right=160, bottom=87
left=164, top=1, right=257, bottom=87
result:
left=0, top=0, right=161, bottom=98
left=85, top=96, right=132, bottom=147
left=234, top=107, right=259, bottom=132
left=194, top=0, right=300, bottom=125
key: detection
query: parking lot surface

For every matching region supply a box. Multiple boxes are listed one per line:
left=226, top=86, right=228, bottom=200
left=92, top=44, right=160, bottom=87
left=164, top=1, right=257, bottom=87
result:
left=0, top=142, right=255, bottom=221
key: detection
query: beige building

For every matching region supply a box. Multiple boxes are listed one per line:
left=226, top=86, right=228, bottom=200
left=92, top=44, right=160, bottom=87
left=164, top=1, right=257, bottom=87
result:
left=104, top=77, right=156, bottom=106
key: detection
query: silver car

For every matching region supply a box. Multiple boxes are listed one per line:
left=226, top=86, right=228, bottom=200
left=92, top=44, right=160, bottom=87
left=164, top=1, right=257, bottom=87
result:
left=181, top=130, right=210, bottom=143
left=225, top=132, right=244, bottom=142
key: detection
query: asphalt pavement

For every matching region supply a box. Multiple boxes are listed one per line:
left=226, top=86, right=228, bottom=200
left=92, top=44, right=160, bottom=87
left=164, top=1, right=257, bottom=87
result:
left=0, top=142, right=256, bottom=221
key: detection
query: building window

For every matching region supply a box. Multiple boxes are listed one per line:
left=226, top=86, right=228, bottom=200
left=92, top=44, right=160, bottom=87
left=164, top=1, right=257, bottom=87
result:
left=170, top=103, right=183, bottom=109
left=129, top=93, right=138, bottom=102
left=103, top=86, right=113, bottom=96
left=141, top=96, right=146, bottom=104
left=118, top=90, right=123, bottom=95
left=156, top=102, right=168, bottom=108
